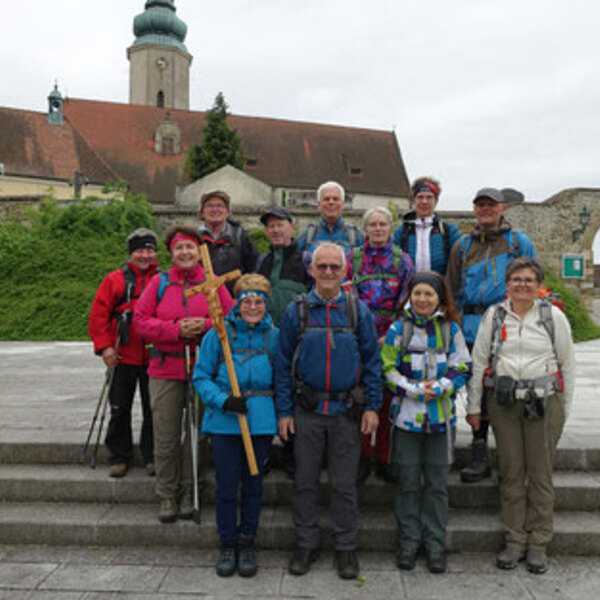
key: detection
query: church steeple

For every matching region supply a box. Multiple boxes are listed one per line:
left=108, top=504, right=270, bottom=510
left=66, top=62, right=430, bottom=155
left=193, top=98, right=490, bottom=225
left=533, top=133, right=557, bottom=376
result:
left=127, top=0, right=193, bottom=110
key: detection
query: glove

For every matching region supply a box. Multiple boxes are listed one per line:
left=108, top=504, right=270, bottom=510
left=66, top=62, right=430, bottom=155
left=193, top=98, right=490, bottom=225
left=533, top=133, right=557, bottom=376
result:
left=223, top=394, right=247, bottom=414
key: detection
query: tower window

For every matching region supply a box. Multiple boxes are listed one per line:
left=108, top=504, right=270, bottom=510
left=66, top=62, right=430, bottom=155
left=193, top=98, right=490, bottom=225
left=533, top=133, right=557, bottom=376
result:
left=157, top=90, right=165, bottom=108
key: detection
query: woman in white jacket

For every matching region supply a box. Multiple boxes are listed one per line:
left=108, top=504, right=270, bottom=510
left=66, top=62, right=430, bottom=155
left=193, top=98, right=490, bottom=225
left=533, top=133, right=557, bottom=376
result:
left=466, top=257, right=575, bottom=575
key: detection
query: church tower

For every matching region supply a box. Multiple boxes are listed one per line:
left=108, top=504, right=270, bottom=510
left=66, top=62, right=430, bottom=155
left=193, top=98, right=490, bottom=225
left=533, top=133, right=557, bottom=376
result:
left=127, top=0, right=192, bottom=110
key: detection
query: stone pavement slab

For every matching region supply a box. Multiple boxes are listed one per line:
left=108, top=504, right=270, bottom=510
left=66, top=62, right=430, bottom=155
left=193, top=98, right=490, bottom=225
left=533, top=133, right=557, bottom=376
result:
left=1, top=546, right=600, bottom=599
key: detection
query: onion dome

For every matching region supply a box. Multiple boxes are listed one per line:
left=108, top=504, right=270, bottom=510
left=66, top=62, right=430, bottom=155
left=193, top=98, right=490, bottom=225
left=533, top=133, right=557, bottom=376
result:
left=131, top=0, right=189, bottom=54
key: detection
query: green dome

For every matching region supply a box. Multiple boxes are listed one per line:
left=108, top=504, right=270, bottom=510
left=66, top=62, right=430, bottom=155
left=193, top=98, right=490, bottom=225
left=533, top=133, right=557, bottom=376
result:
left=131, top=0, right=189, bottom=54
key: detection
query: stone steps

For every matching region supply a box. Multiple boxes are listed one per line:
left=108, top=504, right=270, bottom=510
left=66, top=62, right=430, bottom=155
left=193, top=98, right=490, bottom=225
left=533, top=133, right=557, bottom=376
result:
left=1, top=501, right=599, bottom=555
left=2, top=464, right=600, bottom=512
left=2, top=440, right=600, bottom=471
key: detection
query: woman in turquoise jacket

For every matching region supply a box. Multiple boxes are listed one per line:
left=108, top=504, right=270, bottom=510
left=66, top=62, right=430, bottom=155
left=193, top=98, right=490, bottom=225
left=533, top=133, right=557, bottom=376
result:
left=193, top=274, right=278, bottom=579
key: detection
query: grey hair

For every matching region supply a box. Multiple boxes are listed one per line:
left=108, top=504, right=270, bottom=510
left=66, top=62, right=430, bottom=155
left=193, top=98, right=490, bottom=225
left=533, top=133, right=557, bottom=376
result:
left=317, top=181, right=345, bottom=203
left=311, top=241, right=347, bottom=267
left=362, top=206, right=393, bottom=229
left=505, top=256, right=544, bottom=283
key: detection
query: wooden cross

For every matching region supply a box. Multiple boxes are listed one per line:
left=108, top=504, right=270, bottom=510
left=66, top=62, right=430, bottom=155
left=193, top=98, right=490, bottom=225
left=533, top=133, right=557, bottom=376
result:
left=185, top=244, right=258, bottom=476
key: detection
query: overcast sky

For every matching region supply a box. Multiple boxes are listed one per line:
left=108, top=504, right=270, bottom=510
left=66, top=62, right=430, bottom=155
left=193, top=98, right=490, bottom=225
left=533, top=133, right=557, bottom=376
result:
left=2, top=0, right=599, bottom=255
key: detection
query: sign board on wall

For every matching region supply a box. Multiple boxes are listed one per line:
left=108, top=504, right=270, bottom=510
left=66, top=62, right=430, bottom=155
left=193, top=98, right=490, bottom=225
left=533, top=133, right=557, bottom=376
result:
left=562, top=254, right=586, bottom=279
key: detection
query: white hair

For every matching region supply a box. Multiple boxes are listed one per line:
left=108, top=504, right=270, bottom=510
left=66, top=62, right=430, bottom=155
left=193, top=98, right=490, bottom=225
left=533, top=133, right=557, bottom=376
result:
left=362, top=206, right=393, bottom=229
left=317, top=181, right=345, bottom=203
left=311, top=241, right=347, bottom=267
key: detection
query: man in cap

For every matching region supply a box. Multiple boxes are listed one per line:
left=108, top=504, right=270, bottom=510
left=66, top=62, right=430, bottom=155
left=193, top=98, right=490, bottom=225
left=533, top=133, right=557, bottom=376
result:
left=256, top=206, right=311, bottom=327
left=198, top=190, right=258, bottom=294
left=446, top=188, right=537, bottom=483
left=276, top=241, right=382, bottom=580
left=256, top=206, right=311, bottom=478
left=296, top=181, right=363, bottom=254
left=89, top=228, right=160, bottom=477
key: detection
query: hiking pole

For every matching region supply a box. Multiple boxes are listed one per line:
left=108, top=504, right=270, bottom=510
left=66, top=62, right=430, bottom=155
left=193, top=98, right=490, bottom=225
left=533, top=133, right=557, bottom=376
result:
left=81, top=334, right=122, bottom=468
left=185, top=244, right=258, bottom=476
left=80, top=365, right=114, bottom=465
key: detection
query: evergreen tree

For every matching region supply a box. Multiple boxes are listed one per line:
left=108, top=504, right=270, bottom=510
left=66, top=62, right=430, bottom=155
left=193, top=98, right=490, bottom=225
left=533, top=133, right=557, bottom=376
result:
left=184, top=92, right=245, bottom=181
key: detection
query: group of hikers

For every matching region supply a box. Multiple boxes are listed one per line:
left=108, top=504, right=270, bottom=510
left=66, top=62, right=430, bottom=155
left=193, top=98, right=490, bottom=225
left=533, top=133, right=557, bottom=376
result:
left=88, top=177, right=575, bottom=580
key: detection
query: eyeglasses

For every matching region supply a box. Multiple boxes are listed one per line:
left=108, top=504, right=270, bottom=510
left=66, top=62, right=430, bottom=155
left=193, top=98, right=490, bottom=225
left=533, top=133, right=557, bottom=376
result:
left=315, top=263, right=343, bottom=273
left=203, top=202, right=227, bottom=210
left=508, top=277, right=537, bottom=286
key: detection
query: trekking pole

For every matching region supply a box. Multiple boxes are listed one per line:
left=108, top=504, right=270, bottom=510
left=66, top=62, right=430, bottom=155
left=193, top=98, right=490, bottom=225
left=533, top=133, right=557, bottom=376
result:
left=80, top=365, right=114, bottom=465
left=81, top=335, right=121, bottom=468
left=185, top=341, right=201, bottom=523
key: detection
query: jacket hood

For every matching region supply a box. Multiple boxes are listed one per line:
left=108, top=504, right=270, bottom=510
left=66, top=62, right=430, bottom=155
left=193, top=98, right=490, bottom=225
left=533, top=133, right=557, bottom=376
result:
left=402, top=210, right=440, bottom=224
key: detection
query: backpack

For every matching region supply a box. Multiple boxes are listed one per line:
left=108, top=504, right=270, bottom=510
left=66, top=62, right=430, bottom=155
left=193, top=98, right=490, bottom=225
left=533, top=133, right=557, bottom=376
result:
left=398, top=318, right=452, bottom=364
left=291, top=291, right=360, bottom=385
left=304, top=221, right=360, bottom=249
left=399, top=216, right=451, bottom=261
left=488, top=298, right=555, bottom=375
left=456, top=229, right=521, bottom=309
left=351, top=244, right=405, bottom=286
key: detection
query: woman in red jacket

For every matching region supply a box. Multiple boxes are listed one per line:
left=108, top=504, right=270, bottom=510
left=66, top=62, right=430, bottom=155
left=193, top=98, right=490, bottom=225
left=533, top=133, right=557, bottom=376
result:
left=134, top=225, right=233, bottom=523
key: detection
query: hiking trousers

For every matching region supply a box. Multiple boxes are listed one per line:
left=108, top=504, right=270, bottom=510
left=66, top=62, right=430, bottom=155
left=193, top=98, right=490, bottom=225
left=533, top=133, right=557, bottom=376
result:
left=149, top=378, right=208, bottom=501
left=392, top=428, right=449, bottom=553
left=105, top=363, right=153, bottom=465
left=488, top=393, right=565, bottom=549
left=293, top=406, right=361, bottom=551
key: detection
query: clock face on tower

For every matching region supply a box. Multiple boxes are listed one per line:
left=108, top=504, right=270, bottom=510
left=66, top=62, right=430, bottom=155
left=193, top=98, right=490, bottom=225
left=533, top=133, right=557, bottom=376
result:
left=156, top=57, right=168, bottom=70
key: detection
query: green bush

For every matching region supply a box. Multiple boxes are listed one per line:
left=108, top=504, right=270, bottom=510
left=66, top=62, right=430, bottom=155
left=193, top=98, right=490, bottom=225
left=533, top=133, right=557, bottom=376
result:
left=544, top=268, right=600, bottom=342
left=0, top=194, right=157, bottom=340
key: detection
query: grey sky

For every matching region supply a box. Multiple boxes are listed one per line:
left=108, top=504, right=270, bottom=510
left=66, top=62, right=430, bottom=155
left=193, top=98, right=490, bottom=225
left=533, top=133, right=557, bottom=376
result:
left=2, top=0, right=599, bottom=256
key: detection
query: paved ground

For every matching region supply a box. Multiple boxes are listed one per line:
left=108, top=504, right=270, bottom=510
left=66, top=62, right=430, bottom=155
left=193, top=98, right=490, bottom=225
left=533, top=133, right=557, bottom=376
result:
left=1, top=340, right=600, bottom=599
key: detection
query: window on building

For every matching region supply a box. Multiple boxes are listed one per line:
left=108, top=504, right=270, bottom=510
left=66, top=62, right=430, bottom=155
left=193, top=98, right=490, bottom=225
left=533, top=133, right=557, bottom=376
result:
left=157, top=90, right=165, bottom=108
left=349, top=167, right=363, bottom=178
left=162, top=136, right=175, bottom=155
left=245, top=158, right=259, bottom=168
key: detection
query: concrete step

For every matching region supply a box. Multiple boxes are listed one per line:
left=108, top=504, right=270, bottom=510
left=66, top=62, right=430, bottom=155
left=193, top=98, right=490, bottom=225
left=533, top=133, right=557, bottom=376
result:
left=2, top=464, right=600, bottom=512
left=2, top=440, right=600, bottom=471
left=0, top=501, right=598, bottom=555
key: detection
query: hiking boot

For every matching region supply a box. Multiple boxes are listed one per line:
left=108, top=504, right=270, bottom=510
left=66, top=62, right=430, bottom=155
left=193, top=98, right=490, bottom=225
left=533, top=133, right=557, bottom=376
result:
left=496, top=544, right=526, bottom=570
left=460, top=439, right=491, bottom=483
left=237, top=536, right=258, bottom=578
left=396, top=546, right=417, bottom=571
left=158, top=498, right=178, bottom=524
left=109, top=463, right=128, bottom=478
left=526, top=547, right=548, bottom=574
left=288, top=548, right=319, bottom=576
left=335, top=550, right=359, bottom=580
left=357, top=454, right=371, bottom=485
left=179, top=491, right=194, bottom=520
left=375, top=461, right=396, bottom=484
left=425, top=549, right=447, bottom=574
left=145, top=462, right=155, bottom=476
left=216, top=545, right=237, bottom=577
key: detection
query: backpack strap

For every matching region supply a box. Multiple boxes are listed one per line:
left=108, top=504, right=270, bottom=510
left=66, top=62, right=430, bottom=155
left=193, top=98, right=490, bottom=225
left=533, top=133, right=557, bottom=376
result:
left=537, top=298, right=555, bottom=347
left=112, top=263, right=137, bottom=314
left=343, top=223, right=358, bottom=247
left=456, top=234, right=471, bottom=310
left=304, top=224, right=317, bottom=247
left=399, top=221, right=414, bottom=253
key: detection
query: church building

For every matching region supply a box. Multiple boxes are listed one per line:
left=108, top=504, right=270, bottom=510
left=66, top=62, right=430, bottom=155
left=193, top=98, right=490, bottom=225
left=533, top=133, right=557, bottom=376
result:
left=0, top=0, right=410, bottom=211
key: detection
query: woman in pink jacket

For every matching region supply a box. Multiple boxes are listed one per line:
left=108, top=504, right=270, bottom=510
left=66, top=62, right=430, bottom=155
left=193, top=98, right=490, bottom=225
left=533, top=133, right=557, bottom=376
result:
left=134, top=225, right=233, bottom=523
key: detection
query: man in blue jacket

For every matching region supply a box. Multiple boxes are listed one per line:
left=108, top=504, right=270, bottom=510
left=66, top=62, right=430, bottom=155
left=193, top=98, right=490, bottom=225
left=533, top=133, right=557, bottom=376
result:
left=276, top=241, right=382, bottom=580
left=446, top=187, right=537, bottom=483
left=296, top=181, right=363, bottom=253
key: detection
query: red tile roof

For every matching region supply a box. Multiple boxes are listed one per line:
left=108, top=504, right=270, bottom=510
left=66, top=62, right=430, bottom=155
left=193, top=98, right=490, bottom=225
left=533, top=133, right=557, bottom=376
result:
left=1, top=98, right=410, bottom=203
left=63, top=98, right=410, bottom=202
left=0, top=106, right=119, bottom=184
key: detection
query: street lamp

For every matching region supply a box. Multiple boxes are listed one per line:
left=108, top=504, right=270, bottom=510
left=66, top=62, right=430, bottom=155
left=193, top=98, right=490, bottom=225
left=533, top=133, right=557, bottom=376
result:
left=572, top=205, right=591, bottom=242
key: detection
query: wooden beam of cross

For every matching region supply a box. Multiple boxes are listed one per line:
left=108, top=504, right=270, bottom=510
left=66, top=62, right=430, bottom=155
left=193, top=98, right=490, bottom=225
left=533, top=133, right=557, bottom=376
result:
left=184, top=244, right=258, bottom=476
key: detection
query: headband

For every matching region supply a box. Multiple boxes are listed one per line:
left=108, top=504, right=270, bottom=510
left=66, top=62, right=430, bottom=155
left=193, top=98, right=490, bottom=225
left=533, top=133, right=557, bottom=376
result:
left=169, top=232, right=200, bottom=252
left=411, top=271, right=445, bottom=303
left=129, top=235, right=157, bottom=253
left=238, top=290, right=269, bottom=305
left=413, top=181, right=440, bottom=199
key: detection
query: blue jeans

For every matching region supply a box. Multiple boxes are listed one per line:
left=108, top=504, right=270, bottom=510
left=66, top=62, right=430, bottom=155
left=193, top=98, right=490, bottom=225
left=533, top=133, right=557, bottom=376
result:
left=392, top=428, right=449, bottom=553
left=211, top=434, right=272, bottom=545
